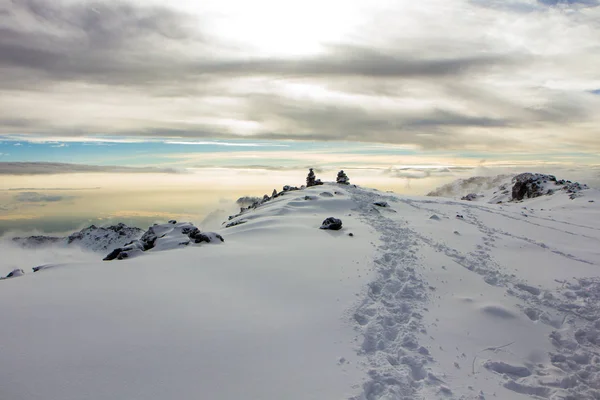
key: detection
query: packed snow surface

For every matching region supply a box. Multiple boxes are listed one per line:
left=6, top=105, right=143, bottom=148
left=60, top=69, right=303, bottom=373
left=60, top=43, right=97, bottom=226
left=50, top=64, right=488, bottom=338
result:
left=1, top=177, right=600, bottom=400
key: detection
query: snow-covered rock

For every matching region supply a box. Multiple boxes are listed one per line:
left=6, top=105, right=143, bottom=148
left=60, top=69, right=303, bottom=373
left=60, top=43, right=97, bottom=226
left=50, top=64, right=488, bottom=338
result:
left=2, top=268, right=24, bottom=279
left=103, top=221, right=223, bottom=261
left=429, top=173, right=590, bottom=204
left=12, top=223, right=144, bottom=253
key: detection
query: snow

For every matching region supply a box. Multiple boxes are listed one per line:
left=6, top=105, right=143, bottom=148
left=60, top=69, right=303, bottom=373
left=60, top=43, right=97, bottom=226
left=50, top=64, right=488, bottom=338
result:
left=1, top=177, right=600, bottom=400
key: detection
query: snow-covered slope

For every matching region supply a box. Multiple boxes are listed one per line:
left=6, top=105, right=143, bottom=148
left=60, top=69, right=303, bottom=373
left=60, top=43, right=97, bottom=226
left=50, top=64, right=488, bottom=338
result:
left=1, top=182, right=600, bottom=400
left=11, top=223, right=144, bottom=252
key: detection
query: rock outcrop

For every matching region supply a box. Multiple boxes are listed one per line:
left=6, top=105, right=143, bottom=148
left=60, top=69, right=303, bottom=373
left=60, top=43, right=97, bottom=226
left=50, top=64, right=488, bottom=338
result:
left=13, top=223, right=143, bottom=253
left=104, top=222, right=223, bottom=261
left=511, top=173, right=588, bottom=201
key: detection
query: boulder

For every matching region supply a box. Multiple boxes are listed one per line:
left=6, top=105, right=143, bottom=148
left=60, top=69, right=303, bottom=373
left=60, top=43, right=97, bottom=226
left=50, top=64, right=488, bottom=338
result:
left=461, top=193, right=481, bottom=201
left=374, top=201, right=389, bottom=208
left=191, top=232, right=224, bottom=244
left=320, top=217, right=343, bottom=230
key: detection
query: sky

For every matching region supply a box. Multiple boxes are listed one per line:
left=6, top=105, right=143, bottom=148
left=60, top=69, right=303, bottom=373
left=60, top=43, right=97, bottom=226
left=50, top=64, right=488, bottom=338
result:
left=0, top=0, right=599, bottom=233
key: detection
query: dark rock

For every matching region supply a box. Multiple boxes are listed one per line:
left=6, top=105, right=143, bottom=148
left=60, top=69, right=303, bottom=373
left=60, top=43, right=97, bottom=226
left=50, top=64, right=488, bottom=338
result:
left=430, top=215, right=441, bottom=221
left=320, top=217, right=342, bottom=230
left=348, top=233, right=354, bottom=237
left=307, top=168, right=317, bottom=187
left=5, top=269, right=25, bottom=279
left=168, top=220, right=177, bottom=224
left=192, top=232, right=224, bottom=243
left=461, top=193, right=481, bottom=201
left=12, top=235, right=62, bottom=247
left=336, top=170, right=350, bottom=184
left=33, top=264, right=56, bottom=272
left=373, top=201, right=389, bottom=207
left=103, top=248, right=122, bottom=261
left=510, top=173, right=588, bottom=201
left=225, top=220, right=247, bottom=228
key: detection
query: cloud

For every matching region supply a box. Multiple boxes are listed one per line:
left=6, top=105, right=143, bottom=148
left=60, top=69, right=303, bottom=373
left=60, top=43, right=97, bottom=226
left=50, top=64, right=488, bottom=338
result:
left=165, top=141, right=289, bottom=147
left=538, top=0, right=599, bottom=6
left=0, top=1, right=521, bottom=91
left=0, top=0, right=598, bottom=155
left=14, top=192, right=69, bottom=202
left=0, top=162, right=183, bottom=175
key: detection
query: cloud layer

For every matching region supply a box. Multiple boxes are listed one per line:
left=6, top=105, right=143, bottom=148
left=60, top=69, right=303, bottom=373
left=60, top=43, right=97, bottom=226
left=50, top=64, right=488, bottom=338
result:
left=0, top=162, right=181, bottom=175
left=0, top=0, right=599, bottom=153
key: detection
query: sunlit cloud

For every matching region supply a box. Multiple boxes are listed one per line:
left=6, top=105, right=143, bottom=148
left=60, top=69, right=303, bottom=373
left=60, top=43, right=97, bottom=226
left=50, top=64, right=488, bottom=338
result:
left=164, top=141, right=290, bottom=147
left=0, top=0, right=597, bottom=154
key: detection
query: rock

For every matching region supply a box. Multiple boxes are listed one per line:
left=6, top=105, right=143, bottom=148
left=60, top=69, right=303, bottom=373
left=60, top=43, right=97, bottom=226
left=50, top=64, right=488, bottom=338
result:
left=4, top=269, right=25, bottom=279
left=348, top=233, right=354, bottom=237
left=225, top=220, right=247, bottom=228
left=104, top=222, right=223, bottom=261
left=430, top=215, right=441, bottom=221
left=32, top=264, right=57, bottom=273
left=510, top=173, right=588, bottom=201
left=306, top=168, right=317, bottom=187
left=168, top=220, right=177, bottom=224
left=14, top=223, right=143, bottom=252
left=320, top=217, right=342, bottom=230
left=103, top=248, right=122, bottom=261
left=320, top=192, right=334, bottom=197
left=12, top=235, right=62, bottom=248
left=336, top=170, right=350, bottom=185
left=461, top=193, right=481, bottom=201
left=373, top=201, right=389, bottom=207
left=191, top=232, right=224, bottom=244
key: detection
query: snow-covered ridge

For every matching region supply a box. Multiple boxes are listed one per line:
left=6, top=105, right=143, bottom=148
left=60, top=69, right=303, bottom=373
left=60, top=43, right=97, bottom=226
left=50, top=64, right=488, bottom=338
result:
left=12, top=222, right=144, bottom=252
left=428, top=172, right=590, bottom=204
left=1, top=175, right=600, bottom=400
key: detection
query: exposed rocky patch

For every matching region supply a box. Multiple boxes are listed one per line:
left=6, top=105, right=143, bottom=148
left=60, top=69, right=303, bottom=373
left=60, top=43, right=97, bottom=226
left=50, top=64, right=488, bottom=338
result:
left=461, top=193, right=483, bottom=201
left=104, top=221, right=223, bottom=261
left=12, top=223, right=143, bottom=253
left=429, top=173, right=590, bottom=204
left=511, top=173, right=588, bottom=201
